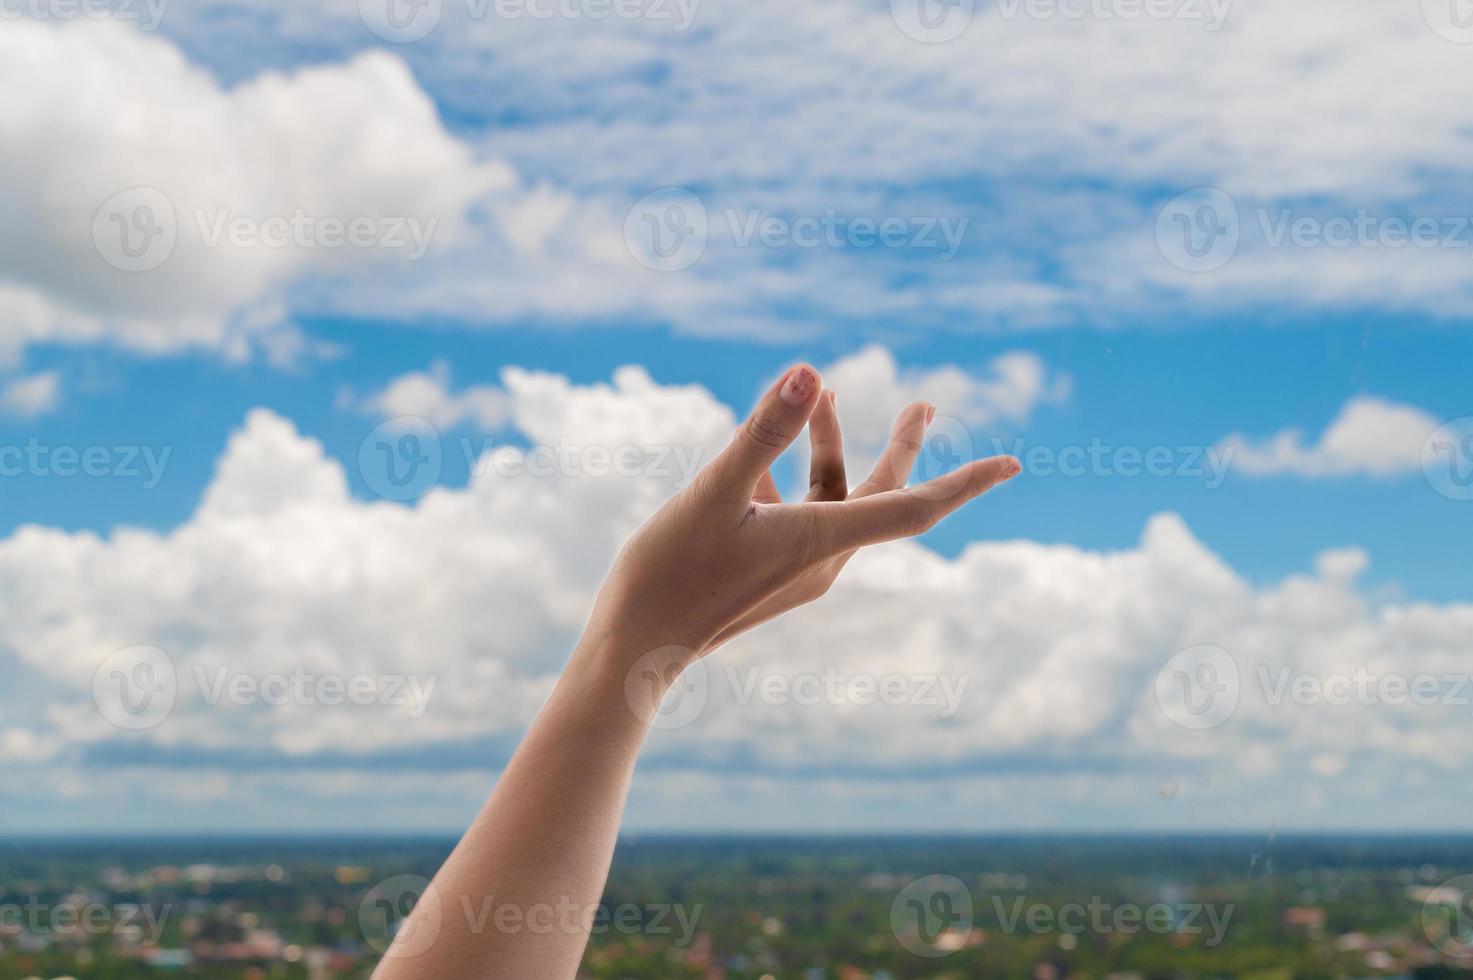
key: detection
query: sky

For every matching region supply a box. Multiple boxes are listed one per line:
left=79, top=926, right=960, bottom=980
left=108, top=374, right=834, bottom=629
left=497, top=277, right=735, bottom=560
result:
left=0, top=0, right=1471, bottom=834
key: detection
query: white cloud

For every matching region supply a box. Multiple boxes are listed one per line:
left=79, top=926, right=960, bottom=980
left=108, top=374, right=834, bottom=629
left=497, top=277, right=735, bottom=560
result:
left=8, top=2, right=1473, bottom=359
left=0, top=18, right=512, bottom=363
left=820, top=345, right=1069, bottom=466
left=352, top=360, right=513, bottom=431
left=155, top=0, right=1473, bottom=327
left=0, top=366, right=1467, bottom=805
left=355, top=345, right=1067, bottom=455
left=1218, top=396, right=1441, bottom=478
left=0, top=370, right=61, bottom=418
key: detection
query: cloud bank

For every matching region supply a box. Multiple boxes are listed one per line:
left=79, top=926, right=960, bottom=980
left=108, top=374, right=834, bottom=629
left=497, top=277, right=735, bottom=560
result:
left=0, top=367, right=1466, bottom=827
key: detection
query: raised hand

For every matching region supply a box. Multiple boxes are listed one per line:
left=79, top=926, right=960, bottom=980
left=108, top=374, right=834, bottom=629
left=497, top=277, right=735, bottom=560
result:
left=586, top=364, right=1021, bottom=668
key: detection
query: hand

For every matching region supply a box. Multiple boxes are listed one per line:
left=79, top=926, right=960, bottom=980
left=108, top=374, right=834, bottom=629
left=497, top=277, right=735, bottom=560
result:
left=584, top=363, right=1021, bottom=675
left=708, top=392, right=939, bottom=649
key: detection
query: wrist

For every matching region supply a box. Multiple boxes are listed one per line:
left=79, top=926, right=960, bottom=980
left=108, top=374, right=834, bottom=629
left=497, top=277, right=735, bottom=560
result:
left=570, top=626, right=702, bottom=726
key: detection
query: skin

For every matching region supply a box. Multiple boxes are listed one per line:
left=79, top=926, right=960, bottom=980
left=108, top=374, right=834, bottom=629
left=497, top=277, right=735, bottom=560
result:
left=373, top=363, right=1021, bottom=979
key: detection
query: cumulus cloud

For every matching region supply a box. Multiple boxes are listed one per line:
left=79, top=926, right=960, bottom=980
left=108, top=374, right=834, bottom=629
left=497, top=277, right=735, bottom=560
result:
left=0, top=18, right=512, bottom=363
left=1218, top=396, right=1441, bottom=478
left=0, top=367, right=1467, bottom=810
left=349, top=360, right=513, bottom=431
left=353, top=344, right=1068, bottom=460
left=819, top=345, right=1069, bottom=469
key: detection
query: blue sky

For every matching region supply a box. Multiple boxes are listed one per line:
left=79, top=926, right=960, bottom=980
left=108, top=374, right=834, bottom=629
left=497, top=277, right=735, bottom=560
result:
left=2, top=0, right=1472, bottom=833
left=7, top=315, right=1468, bottom=598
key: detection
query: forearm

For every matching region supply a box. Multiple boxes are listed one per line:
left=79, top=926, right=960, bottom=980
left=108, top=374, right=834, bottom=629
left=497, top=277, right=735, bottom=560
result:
left=374, top=634, right=658, bottom=979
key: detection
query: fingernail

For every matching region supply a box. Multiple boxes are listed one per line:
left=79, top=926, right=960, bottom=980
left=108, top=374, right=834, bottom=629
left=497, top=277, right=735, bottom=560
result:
left=780, top=367, right=817, bottom=406
left=924, top=404, right=936, bottom=425
left=1001, top=457, right=1022, bottom=480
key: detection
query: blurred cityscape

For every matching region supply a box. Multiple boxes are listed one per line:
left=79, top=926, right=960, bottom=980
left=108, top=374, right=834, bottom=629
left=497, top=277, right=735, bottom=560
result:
left=0, top=835, right=1471, bottom=979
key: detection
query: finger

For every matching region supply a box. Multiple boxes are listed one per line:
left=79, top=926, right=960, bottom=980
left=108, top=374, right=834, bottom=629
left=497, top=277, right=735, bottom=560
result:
left=805, top=389, right=847, bottom=502
left=813, top=455, right=1021, bottom=555
left=705, top=365, right=822, bottom=502
left=852, top=401, right=933, bottom=498
left=755, top=470, right=783, bottom=504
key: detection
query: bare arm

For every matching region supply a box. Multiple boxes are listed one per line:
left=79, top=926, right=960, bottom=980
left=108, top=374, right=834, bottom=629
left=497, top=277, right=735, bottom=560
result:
left=373, top=363, right=1021, bottom=979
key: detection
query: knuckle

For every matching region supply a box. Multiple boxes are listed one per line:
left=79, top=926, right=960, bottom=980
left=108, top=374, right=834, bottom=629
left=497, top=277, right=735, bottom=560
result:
left=745, top=411, right=789, bottom=452
left=901, top=498, right=936, bottom=538
left=808, top=464, right=846, bottom=497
